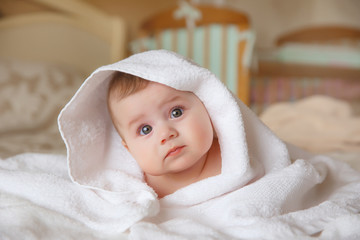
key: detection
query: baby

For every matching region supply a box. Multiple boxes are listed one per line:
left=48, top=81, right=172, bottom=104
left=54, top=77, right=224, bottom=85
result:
left=107, top=72, right=221, bottom=198
left=55, top=50, right=360, bottom=238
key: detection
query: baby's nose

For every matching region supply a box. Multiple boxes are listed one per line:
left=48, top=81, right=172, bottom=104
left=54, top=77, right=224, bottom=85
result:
left=160, top=126, right=178, bottom=144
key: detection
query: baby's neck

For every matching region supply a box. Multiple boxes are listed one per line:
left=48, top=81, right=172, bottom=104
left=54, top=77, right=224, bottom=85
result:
left=145, top=139, right=221, bottom=198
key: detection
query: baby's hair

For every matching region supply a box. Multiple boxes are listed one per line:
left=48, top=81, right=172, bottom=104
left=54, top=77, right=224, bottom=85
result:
left=107, top=72, right=149, bottom=137
left=108, top=71, right=149, bottom=102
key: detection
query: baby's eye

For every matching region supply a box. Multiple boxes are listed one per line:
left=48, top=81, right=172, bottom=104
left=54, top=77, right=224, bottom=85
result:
left=139, top=125, right=152, bottom=135
left=170, top=107, right=183, bottom=119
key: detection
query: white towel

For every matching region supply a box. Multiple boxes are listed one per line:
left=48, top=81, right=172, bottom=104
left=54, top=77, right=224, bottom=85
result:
left=1, top=50, right=360, bottom=239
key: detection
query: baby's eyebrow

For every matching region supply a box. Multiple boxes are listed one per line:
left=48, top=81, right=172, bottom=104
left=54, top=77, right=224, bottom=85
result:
left=127, top=114, right=145, bottom=129
left=165, top=95, right=182, bottom=104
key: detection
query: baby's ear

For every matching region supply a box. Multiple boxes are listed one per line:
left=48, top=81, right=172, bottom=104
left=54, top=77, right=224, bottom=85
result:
left=122, top=140, right=129, bottom=150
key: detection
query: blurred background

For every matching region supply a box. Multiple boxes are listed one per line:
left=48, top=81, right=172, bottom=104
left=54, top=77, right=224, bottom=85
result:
left=89, top=0, right=360, bottom=51
left=2, top=0, right=360, bottom=57
left=0, top=0, right=360, bottom=168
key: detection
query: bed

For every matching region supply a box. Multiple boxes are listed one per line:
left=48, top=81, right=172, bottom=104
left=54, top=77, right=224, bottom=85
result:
left=0, top=0, right=126, bottom=159
left=0, top=1, right=131, bottom=238
left=253, top=25, right=360, bottom=171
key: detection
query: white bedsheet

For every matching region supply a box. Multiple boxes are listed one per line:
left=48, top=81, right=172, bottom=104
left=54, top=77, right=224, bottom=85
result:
left=0, top=153, right=129, bottom=240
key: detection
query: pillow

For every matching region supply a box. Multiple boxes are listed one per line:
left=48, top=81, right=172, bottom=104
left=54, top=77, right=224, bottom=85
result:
left=0, top=58, right=84, bottom=134
left=0, top=58, right=84, bottom=158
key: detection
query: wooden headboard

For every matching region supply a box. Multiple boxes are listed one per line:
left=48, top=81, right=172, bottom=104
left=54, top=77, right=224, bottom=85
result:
left=0, top=0, right=126, bottom=75
left=277, top=25, right=360, bottom=46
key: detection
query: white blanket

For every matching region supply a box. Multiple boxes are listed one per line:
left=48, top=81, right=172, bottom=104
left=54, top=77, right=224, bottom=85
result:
left=0, top=153, right=128, bottom=240
left=1, top=50, right=360, bottom=239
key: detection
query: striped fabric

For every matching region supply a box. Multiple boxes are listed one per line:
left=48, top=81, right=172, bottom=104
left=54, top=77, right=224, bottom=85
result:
left=130, top=24, right=254, bottom=98
left=250, top=76, right=360, bottom=114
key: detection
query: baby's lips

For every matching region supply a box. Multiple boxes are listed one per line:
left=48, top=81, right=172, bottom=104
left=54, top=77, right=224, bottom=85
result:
left=165, top=146, right=185, bottom=159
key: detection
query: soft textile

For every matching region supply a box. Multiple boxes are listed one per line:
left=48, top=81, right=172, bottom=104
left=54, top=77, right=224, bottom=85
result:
left=0, top=58, right=83, bottom=158
left=1, top=50, right=360, bottom=239
left=260, top=95, right=360, bottom=171
left=0, top=153, right=128, bottom=240
left=260, top=95, right=360, bottom=152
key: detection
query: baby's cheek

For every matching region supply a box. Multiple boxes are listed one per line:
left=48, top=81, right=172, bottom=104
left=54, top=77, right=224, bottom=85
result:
left=192, top=117, right=213, bottom=146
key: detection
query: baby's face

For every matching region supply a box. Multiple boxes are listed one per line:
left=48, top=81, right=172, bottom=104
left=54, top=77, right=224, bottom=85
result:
left=109, top=82, right=214, bottom=177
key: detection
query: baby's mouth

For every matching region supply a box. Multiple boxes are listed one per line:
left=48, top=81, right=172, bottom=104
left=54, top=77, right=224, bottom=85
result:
left=165, top=146, right=185, bottom=159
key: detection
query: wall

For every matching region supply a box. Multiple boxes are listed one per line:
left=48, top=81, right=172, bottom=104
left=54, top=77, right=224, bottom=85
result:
left=215, top=0, right=360, bottom=49
left=84, top=0, right=177, bottom=54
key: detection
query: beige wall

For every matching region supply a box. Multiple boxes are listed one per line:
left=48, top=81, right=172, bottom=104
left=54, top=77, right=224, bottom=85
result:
left=84, top=0, right=178, bottom=54
left=219, top=0, right=360, bottom=48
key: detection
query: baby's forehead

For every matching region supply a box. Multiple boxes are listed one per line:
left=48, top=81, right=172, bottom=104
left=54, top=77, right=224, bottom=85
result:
left=109, top=81, right=203, bottom=116
left=112, top=82, right=202, bottom=114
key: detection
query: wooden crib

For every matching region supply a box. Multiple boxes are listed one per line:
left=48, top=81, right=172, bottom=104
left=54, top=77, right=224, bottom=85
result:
left=130, top=3, right=255, bottom=105
left=251, top=25, right=360, bottom=114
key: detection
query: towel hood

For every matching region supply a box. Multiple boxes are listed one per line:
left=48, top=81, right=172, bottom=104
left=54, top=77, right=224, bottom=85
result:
left=58, top=50, right=290, bottom=205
